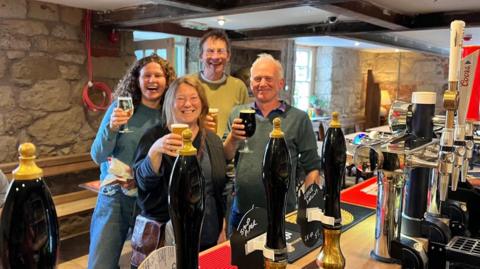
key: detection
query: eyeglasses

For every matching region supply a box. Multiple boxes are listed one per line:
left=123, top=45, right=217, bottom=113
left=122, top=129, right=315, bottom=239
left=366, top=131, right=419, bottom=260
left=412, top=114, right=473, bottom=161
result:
left=204, top=48, right=228, bottom=56
left=175, top=95, right=201, bottom=105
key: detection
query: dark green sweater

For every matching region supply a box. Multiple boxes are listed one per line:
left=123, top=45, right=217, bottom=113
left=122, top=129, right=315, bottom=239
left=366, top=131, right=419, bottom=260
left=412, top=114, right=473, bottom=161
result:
left=226, top=103, right=321, bottom=214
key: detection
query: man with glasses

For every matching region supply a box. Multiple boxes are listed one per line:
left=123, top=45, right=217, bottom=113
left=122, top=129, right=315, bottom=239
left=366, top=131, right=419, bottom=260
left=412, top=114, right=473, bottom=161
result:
left=190, top=30, right=250, bottom=138
left=223, top=54, right=321, bottom=234
left=188, top=29, right=250, bottom=244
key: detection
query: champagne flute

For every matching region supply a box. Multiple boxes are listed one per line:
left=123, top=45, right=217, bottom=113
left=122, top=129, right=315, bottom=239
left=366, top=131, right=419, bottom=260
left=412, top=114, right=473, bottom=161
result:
left=118, top=95, right=134, bottom=133
left=238, top=109, right=256, bottom=153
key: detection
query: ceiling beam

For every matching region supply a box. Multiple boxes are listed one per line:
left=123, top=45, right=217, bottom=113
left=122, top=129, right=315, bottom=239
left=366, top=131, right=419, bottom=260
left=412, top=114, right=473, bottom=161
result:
left=93, top=0, right=350, bottom=27
left=130, top=22, right=207, bottom=37
left=410, top=10, right=480, bottom=29
left=93, top=4, right=199, bottom=27
left=228, top=21, right=386, bottom=40
left=318, top=1, right=411, bottom=30
left=152, top=0, right=216, bottom=12
left=343, top=32, right=448, bottom=56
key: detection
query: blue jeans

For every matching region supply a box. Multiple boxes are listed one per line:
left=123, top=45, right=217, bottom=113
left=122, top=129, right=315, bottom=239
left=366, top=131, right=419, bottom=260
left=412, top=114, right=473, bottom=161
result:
left=88, top=186, right=136, bottom=269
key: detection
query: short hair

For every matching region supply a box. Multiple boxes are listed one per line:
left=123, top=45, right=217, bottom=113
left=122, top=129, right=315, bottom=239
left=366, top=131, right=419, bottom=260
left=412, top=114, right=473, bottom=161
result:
left=250, top=53, right=284, bottom=80
left=162, top=76, right=209, bottom=129
left=199, top=30, right=231, bottom=57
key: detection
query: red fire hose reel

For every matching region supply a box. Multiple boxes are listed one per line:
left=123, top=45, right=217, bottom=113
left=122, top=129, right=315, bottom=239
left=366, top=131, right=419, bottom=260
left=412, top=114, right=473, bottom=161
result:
left=82, top=10, right=112, bottom=112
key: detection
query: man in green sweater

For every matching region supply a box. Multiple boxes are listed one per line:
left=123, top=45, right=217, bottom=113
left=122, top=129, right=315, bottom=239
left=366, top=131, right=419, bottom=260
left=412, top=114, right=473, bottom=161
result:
left=190, top=30, right=250, bottom=138
left=224, top=53, right=322, bottom=233
left=189, top=30, right=250, bottom=242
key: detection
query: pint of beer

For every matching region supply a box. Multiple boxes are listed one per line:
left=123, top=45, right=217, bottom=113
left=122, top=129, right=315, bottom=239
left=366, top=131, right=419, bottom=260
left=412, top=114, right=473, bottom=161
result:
left=208, top=108, right=219, bottom=134
left=171, top=123, right=189, bottom=136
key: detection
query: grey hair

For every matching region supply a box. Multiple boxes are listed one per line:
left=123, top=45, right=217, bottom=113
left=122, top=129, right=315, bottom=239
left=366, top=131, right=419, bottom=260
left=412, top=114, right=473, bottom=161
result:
left=250, top=53, right=284, bottom=80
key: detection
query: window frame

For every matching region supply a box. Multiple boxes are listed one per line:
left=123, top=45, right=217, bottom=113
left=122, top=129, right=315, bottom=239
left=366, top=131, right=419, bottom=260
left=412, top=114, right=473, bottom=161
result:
left=293, top=45, right=316, bottom=111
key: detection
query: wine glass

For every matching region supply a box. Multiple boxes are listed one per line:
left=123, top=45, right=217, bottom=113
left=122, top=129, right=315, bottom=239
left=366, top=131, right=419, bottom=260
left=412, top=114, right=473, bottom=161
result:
left=238, top=109, right=256, bottom=153
left=117, top=95, right=134, bottom=133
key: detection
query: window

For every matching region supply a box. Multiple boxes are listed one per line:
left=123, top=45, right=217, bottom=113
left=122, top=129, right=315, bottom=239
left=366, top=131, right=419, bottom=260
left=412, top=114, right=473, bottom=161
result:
left=133, top=31, right=186, bottom=76
left=293, top=47, right=314, bottom=111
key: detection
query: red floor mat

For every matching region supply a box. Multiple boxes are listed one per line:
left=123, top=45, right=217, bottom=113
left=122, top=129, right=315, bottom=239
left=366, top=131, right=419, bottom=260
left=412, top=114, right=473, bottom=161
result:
left=340, top=177, right=377, bottom=209
left=199, top=245, right=237, bottom=269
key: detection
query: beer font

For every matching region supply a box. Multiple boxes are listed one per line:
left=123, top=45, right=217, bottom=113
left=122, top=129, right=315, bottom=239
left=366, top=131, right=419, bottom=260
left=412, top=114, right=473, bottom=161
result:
left=168, top=129, right=205, bottom=269
left=0, top=143, right=59, bottom=269
left=262, top=117, right=292, bottom=268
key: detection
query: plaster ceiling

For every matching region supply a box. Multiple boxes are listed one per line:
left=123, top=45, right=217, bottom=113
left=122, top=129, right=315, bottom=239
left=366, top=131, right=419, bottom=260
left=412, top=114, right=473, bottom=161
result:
left=394, top=27, right=480, bottom=49
left=368, top=0, right=480, bottom=14
left=41, top=0, right=480, bottom=52
left=178, top=6, right=353, bottom=31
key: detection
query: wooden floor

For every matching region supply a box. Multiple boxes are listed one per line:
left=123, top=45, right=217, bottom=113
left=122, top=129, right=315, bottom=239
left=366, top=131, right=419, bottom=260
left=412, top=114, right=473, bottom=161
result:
left=58, top=241, right=133, bottom=269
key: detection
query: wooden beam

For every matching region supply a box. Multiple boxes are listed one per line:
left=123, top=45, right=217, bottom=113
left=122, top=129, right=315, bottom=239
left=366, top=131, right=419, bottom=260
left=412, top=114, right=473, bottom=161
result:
left=93, top=4, right=199, bottom=27
left=318, top=1, right=411, bottom=30
left=131, top=22, right=208, bottom=37
left=410, top=10, right=480, bottom=29
left=93, top=0, right=350, bottom=27
left=228, top=21, right=385, bottom=40
left=154, top=0, right=216, bottom=12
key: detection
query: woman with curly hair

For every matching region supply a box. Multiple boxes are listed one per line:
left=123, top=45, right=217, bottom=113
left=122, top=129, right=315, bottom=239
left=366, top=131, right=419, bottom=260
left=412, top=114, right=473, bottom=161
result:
left=88, top=55, right=176, bottom=269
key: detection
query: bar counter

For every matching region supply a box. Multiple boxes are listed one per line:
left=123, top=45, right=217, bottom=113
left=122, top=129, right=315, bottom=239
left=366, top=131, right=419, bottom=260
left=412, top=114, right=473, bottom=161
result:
left=201, top=214, right=400, bottom=269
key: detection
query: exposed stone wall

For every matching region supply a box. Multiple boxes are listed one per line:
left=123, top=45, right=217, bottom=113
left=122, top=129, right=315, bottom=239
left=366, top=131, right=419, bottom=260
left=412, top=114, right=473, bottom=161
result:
left=186, top=37, right=201, bottom=74
left=331, top=48, right=365, bottom=118
left=0, top=0, right=135, bottom=162
left=359, top=51, right=448, bottom=114
left=313, top=47, right=448, bottom=119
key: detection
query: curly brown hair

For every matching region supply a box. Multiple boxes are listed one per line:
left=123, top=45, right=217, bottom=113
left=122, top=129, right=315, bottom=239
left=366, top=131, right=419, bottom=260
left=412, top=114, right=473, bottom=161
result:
left=113, top=54, right=176, bottom=109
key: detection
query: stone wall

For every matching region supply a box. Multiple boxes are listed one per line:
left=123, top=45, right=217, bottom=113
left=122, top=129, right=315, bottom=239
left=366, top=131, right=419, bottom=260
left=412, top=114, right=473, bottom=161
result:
left=186, top=37, right=201, bottom=74
left=359, top=51, right=448, bottom=114
left=0, top=0, right=135, bottom=162
left=313, top=47, right=448, bottom=119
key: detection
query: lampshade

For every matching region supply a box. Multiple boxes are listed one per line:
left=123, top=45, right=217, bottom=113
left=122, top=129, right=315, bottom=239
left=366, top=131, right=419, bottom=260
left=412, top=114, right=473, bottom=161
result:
left=380, top=90, right=392, bottom=106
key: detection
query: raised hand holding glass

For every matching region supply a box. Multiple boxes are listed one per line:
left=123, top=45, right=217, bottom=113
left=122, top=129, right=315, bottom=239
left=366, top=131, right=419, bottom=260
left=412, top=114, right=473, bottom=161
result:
left=117, top=94, right=134, bottom=133
left=238, top=109, right=256, bottom=153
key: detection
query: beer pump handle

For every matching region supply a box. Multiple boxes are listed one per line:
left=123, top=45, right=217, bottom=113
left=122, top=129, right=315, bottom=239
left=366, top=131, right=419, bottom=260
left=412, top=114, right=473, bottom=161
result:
left=439, top=20, right=465, bottom=194
left=448, top=20, right=465, bottom=83
left=451, top=20, right=467, bottom=190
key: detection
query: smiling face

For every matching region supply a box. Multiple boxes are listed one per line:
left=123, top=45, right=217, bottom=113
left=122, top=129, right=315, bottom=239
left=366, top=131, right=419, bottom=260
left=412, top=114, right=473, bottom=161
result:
left=138, top=62, right=166, bottom=109
left=201, top=37, right=230, bottom=80
left=250, top=60, right=285, bottom=105
left=173, top=83, right=203, bottom=127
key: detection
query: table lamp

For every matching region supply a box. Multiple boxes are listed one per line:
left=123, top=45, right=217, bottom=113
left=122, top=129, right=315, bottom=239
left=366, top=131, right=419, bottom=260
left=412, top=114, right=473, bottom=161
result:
left=380, top=90, right=392, bottom=125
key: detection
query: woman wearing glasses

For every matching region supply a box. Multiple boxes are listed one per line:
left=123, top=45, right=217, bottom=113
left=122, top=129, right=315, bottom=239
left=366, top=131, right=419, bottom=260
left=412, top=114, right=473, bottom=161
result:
left=133, top=77, right=228, bottom=266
